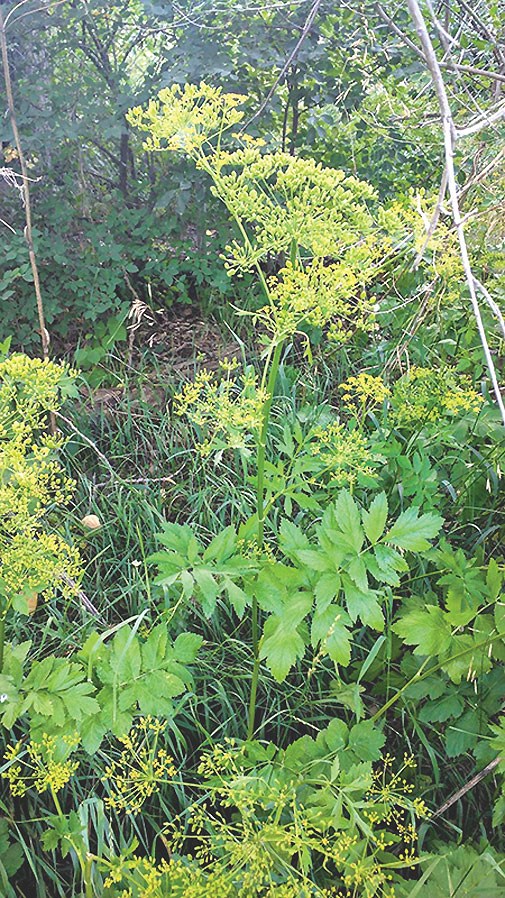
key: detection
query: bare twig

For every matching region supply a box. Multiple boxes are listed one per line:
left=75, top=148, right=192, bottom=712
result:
left=244, top=0, right=323, bottom=128
left=413, top=166, right=448, bottom=267
left=54, top=411, right=117, bottom=477
left=456, top=98, right=505, bottom=138
left=407, top=0, right=505, bottom=425
left=473, top=276, right=505, bottom=344
left=431, top=756, right=501, bottom=819
left=458, top=145, right=505, bottom=200
left=376, top=4, right=505, bottom=83
left=0, top=6, right=50, bottom=361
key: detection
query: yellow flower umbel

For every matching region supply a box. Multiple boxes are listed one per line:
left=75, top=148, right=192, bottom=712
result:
left=253, top=259, right=373, bottom=344
left=391, top=366, right=483, bottom=428
left=128, top=82, right=246, bottom=154
left=0, top=353, right=82, bottom=621
left=307, top=421, right=376, bottom=487
left=101, top=717, right=176, bottom=814
left=0, top=530, right=82, bottom=601
left=2, top=733, right=79, bottom=797
left=340, top=373, right=391, bottom=419
left=174, top=367, right=269, bottom=457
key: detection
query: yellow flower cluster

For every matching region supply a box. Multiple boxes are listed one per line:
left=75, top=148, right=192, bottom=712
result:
left=308, top=421, right=376, bottom=486
left=0, top=530, right=82, bottom=602
left=2, top=733, right=79, bottom=797
left=127, top=83, right=246, bottom=155
left=102, top=717, right=176, bottom=815
left=340, top=373, right=391, bottom=415
left=128, top=83, right=399, bottom=270
left=0, top=353, right=82, bottom=609
left=254, top=260, right=373, bottom=342
left=0, top=354, right=75, bottom=421
left=174, top=368, right=269, bottom=456
left=208, top=149, right=379, bottom=272
left=0, top=437, right=74, bottom=535
left=391, top=366, right=483, bottom=428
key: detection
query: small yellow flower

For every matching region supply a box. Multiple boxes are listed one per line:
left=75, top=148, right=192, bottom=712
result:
left=2, top=734, right=79, bottom=797
left=101, top=717, right=176, bottom=815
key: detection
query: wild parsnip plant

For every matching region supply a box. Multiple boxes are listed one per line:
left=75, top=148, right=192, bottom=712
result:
left=101, top=726, right=427, bottom=897
left=0, top=344, right=81, bottom=669
left=128, top=82, right=410, bottom=738
left=123, top=84, right=505, bottom=894
left=2, top=82, right=504, bottom=898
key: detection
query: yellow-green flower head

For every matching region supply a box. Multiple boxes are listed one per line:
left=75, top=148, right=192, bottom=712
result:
left=212, top=150, right=379, bottom=271
left=340, top=373, right=391, bottom=413
left=306, top=421, right=376, bottom=487
left=127, top=83, right=246, bottom=155
left=174, top=368, right=269, bottom=456
left=391, top=366, right=483, bottom=428
left=102, top=717, right=176, bottom=815
left=0, top=353, right=82, bottom=607
left=255, top=260, right=373, bottom=341
left=0, top=354, right=75, bottom=436
left=0, top=529, right=82, bottom=602
left=2, top=734, right=79, bottom=797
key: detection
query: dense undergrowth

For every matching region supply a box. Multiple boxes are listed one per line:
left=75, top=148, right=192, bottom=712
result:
left=1, top=2, right=505, bottom=897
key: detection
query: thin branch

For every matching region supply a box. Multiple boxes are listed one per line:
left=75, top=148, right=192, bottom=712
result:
left=54, top=411, right=117, bottom=477
left=407, top=0, right=505, bottom=425
left=376, top=4, right=505, bottom=83
left=456, top=99, right=505, bottom=138
left=431, top=756, right=500, bottom=819
left=244, top=0, right=323, bottom=127
left=458, top=145, right=505, bottom=200
left=413, top=166, right=448, bottom=267
left=473, top=276, right=505, bottom=344
left=0, top=6, right=50, bottom=360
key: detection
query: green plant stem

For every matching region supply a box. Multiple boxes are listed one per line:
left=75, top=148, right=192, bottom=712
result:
left=51, top=787, right=93, bottom=898
left=247, top=339, right=284, bottom=740
left=371, top=628, right=505, bottom=722
left=0, top=613, right=5, bottom=673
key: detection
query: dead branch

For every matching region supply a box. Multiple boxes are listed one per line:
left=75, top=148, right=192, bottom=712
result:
left=0, top=6, right=50, bottom=360
left=407, top=0, right=505, bottom=425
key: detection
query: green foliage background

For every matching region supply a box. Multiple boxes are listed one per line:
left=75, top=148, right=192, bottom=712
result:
left=0, top=1, right=504, bottom=896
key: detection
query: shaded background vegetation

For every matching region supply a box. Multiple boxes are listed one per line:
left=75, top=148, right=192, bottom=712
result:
left=1, top=1, right=505, bottom=896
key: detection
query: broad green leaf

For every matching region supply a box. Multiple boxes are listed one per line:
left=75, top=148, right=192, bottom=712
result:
left=259, top=592, right=312, bottom=682
left=223, top=578, right=249, bottom=617
left=203, top=525, right=237, bottom=563
left=343, top=577, right=384, bottom=630
left=311, top=605, right=352, bottom=667
left=348, top=720, right=385, bottom=761
left=173, top=632, right=203, bottom=663
left=418, top=694, right=464, bottom=723
left=279, top=519, right=311, bottom=559
left=333, top=490, right=364, bottom=553
left=259, top=616, right=308, bottom=682
left=318, top=718, right=349, bottom=753
left=193, top=569, right=220, bottom=616
left=366, top=544, right=408, bottom=587
left=314, top=572, right=341, bottom=609
left=111, top=627, right=142, bottom=683
left=81, top=715, right=107, bottom=754
left=445, top=710, right=479, bottom=757
left=295, top=549, right=333, bottom=573
left=393, top=605, right=451, bottom=656
left=347, top=556, right=368, bottom=591
left=361, top=492, right=388, bottom=544
left=142, top=625, right=168, bottom=670
left=385, top=507, right=443, bottom=551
